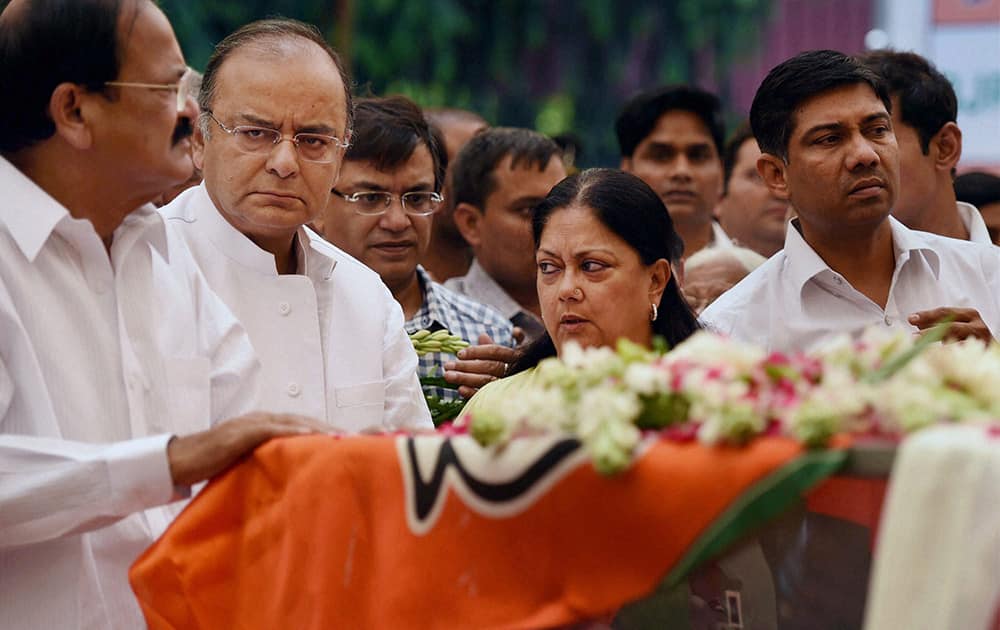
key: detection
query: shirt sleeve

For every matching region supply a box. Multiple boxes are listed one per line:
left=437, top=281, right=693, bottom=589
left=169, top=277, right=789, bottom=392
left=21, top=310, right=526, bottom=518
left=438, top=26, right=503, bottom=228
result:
left=379, top=285, right=433, bottom=430
left=0, top=350, right=180, bottom=549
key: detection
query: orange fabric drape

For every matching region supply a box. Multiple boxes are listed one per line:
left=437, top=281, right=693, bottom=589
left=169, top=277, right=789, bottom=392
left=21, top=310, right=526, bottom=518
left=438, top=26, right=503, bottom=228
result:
left=130, top=434, right=814, bottom=629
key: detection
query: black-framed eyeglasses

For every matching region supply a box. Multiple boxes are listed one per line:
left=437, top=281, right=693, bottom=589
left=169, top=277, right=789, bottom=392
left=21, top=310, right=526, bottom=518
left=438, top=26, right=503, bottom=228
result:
left=104, top=66, right=197, bottom=113
left=333, top=189, right=444, bottom=216
left=204, top=110, right=350, bottom=164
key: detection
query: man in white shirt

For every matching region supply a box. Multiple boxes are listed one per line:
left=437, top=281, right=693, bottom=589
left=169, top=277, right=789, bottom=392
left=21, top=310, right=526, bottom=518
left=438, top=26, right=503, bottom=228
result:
left=615, top=85, right=734, bottom=257
left=860, top=50, right=993, bottom=245
left=702, top=50, right=1000, bottom=353
left=161, top=19, right=431, bottom=431
left=0, top=2, right=325, bottom=628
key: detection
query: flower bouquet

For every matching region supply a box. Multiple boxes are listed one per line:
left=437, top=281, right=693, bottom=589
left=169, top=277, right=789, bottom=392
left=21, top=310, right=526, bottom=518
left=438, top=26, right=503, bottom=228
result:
left=465, top=325, right=1000, bottom=474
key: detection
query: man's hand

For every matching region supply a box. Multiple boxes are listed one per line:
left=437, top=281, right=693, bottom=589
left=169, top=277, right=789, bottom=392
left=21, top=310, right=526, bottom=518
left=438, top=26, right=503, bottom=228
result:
left=167, top=412, right=331, bottom=487
left=908, top=307, right=994, bottom=343
left=443, top=333, right=521, bottom=399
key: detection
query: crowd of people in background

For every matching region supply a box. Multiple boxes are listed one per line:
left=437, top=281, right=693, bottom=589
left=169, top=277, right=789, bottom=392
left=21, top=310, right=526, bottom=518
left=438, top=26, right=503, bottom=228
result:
left=1, top=0, right=999, bottom=628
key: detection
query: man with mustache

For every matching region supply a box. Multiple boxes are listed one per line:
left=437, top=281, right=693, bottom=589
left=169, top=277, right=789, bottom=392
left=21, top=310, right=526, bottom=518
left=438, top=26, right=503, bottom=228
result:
left=616, top=85, right=731, bottom=257
left=701, top=50, right=1000, bottom=352
left=0, top=2, right=327, bottom=628
left=160, top=20, right=431, bottom=430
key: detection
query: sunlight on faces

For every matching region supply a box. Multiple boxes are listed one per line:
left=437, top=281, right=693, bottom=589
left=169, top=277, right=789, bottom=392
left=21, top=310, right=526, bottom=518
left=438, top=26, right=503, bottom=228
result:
left=91, top=2, right=196, bottom=199
left=194, top=40, right=348, bottom=243
left=763, top=83, right=899, bottom=237
left=320, top=146, right=436, bottom=291
left=537, top=205, right=668, bottom=355
left=717, top=138, right=787, bottom=256
left=472, top=154, right=567, bottom=294
left=622, top=110, right=723, bottom=225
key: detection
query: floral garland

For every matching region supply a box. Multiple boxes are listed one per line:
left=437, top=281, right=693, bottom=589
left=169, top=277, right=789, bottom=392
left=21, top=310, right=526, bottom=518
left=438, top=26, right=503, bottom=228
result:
left=464, top=326, right=1000, bottom=474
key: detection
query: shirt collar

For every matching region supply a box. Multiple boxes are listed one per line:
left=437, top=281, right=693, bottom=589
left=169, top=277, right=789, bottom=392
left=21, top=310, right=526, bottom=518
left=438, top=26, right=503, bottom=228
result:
left=710, top=221, right=734, bottom=249
left=0, top=156, right=72, bottom=262
left=191, top=183, right=334, bottom=280
left=956, top=201, right=993, bottom=245
left=116, top=204, right=171, bottom=262
left=464, top=259, right=525, bottom=321
left=783, top=216, right=941, bottom=294
left=413, top=265, right=453, bottom=329
left=0, top=156, right=170, bottom=262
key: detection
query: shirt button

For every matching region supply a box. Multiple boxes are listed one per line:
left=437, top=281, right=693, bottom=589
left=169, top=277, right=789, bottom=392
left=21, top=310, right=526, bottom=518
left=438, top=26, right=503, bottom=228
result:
left=884, top=315, right=893, bottom=326
left=286, top=382, right=301, bottom=397
left=278, top=302, right=291, bottom=316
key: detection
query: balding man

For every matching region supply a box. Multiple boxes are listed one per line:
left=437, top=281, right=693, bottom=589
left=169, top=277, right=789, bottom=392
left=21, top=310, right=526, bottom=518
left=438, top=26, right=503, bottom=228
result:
left=160, top=19, right=431, bottom=431
left=0, top=2, right=324, bottom=628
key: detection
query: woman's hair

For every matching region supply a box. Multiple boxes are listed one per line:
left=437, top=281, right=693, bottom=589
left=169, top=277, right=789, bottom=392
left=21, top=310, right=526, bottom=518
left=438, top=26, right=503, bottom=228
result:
left=509, top=168, right=701, bottom=374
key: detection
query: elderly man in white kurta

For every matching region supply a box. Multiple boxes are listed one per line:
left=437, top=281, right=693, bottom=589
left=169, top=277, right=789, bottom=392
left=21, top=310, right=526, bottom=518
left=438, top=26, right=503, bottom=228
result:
left=0, top=3, right=328, bottom=629
left=159, top=21, right=430, bottom=430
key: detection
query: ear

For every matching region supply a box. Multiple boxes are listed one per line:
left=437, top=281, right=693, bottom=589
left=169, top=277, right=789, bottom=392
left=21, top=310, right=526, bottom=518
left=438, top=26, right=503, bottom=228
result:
left=620, top=156, right=633, bottom=172
left=931, top=122, right=962, bottom=174
left=648, top=258, right=671, bottom=305
left=192, top=123, right=207, bottom=171
left=757, top=153, right=790, bottom=201
left=49, top=83, right=94, bottom=150
left=452, top=202, right=484, bottom=248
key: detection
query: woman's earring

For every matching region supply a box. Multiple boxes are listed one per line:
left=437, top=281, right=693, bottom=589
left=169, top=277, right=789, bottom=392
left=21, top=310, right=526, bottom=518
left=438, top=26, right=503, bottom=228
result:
left=650, top=302, right=658, bottom=322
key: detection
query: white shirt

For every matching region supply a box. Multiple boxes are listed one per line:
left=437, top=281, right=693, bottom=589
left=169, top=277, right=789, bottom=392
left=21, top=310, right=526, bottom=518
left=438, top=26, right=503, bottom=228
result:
left=701, top=216, right=1000, bottom=353
left=956, top=201, right=993, bottom=245
left=710, top=221, right=735, bottom=249
left=0, top=158, right=259, bottom=629
left=160, top=184, right=431, bottom=432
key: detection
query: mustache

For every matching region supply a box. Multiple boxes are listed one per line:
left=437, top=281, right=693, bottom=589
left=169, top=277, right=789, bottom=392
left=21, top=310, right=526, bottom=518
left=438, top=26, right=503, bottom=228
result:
left=171, top=117, right=193, bottom=146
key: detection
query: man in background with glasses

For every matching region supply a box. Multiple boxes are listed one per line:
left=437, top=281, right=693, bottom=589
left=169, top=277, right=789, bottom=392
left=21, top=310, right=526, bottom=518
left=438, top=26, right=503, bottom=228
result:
left=161, top=20, right=431, bottom=431
left=0, top=2, right=331, bottom=628
left=316, top=96, right=515, bottom=402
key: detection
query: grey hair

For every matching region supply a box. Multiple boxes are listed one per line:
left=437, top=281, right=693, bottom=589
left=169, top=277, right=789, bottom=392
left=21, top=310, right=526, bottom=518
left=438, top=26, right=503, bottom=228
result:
left=197, top=18, right=353, bottom=138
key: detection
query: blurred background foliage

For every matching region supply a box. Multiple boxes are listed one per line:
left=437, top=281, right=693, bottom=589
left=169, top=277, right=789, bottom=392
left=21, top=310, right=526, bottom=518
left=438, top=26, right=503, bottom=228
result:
left=160, top=0, right=774, bottom=166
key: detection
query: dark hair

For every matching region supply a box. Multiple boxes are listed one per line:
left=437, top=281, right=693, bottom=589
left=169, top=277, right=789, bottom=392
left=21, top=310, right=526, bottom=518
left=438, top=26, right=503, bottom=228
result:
left=198, top=18, right=353, bottom=135
left=509, top=168, right=700, bottom=374
left=615, top=85, right=725, bottom=158
left=722, top=122, right=756, bottom=195
left=859, top=50, right=956, bottom=154
left=450, top=127, right=562, bottom=211
left=751, top=50, right=892, bottom=160
left=344, top=95, right=446, bottom=191
left=0, top=0, right=141, bottom=153
left=954, top=171, right=1000, bottom=209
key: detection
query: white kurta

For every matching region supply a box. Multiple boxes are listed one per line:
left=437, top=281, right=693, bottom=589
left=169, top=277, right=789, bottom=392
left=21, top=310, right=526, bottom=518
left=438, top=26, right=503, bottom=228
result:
left=0, top=157, right=260, bottom=629
left=160, top=184, right=431, bottom=432
left=701, top=216, right=1000, bottom=353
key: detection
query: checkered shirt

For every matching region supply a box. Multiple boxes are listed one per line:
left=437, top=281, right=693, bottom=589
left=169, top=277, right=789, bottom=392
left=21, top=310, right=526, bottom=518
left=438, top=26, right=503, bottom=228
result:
left=405, top=266, right=515, bottom=402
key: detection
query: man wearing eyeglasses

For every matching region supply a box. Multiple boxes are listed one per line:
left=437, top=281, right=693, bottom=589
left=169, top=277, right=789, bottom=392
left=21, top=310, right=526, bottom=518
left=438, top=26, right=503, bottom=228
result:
left=0, top=2, right=333, bottom=629
left=315, top=96, right=516, bottom=402
left=160, top=20, right=431, bottom=431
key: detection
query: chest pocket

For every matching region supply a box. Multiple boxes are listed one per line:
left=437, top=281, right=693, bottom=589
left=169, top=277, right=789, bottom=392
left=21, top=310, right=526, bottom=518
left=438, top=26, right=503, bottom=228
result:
left=165, top=356, right=212, bottom=434
left=333, top=381, right=385, bottom=433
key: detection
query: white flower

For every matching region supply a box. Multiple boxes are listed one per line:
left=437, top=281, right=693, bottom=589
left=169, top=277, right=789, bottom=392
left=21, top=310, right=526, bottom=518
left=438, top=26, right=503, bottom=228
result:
left=623, top=362, right=670, bottom=396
